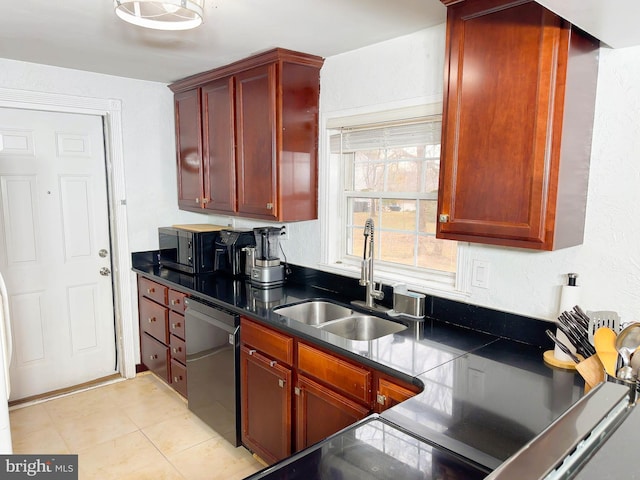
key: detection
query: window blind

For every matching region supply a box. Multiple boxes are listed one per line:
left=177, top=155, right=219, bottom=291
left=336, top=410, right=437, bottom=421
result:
left=330, top=117, right=442, bottom=154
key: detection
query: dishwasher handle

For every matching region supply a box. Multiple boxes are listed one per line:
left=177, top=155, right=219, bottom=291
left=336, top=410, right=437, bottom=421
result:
left=185, top=299, right=237, bottom=335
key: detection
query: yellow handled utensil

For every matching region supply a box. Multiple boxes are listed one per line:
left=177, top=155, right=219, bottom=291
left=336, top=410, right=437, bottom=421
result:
left=593, top=327, right=618, bottom=378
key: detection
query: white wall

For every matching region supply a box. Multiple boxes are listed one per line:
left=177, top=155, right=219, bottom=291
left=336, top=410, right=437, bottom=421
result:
left=308, top=25, right=640, bottom=325
left=0, top=57, right=207, bottom=252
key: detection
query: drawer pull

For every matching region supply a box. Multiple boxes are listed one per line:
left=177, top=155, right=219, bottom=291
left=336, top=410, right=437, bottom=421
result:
left=174, top=375, right=183, bottom=382
left=146, top=287, right=154, bottom=294
left=172, top=347, right=182, bottom=354
left=270, top=360, right=277, bottom=367
left=147, top=317, right=156, bottom=323
left=248, top=349, right=256, bottom=356
left=149, top=354, right=158, bottom=360
left=171, top=299, right=180, bottom=306
left=171, top=323, right=180, bottom=329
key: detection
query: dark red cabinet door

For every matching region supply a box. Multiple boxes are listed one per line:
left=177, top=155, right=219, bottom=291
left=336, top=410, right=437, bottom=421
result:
left=174, top=89, right=204, bottom=211
left=437, top=0, right=598, bottom=250
left=240, top=346, right=292, bottom=465
left=295, top=374, right=370, bottom=452
left=202, top=77, right=237, bottom=213
left=235, top=64, right=277, bottom=219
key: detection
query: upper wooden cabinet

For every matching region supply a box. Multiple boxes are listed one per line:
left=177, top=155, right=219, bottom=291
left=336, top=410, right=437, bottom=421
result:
left=436, top=0, right=599, bottom=250
left=202, top=77, right=236, bottom=213
left=174, top=89, right=204, bottom=211
left=169, top=48, right=324, bottom=222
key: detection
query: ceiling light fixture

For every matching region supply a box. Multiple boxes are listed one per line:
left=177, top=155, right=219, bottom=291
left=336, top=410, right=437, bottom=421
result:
left=114, top=0, right=204, bottom=31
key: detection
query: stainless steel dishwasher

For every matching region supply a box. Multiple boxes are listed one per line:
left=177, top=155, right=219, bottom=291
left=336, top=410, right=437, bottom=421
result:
left=184, top=297, right=240, bottom=446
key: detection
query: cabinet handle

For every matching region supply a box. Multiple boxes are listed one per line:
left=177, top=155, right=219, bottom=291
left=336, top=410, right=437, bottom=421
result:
left=149, top=354, right=158, bottom=360
left=202, top=197, right=210, bottom=205
left=171, top=322, right=181, bottom=329
left=266, top=203, right=273, bottom=210
left=172, top=347, right=182, bottom=354
left=174, top=375, right=183, bottom=382
left=439, top=214, right=449, bottom=223
left=248, top=349, right=256, bottom=356
left=195, top=197, right=200, bottom=204
left=376, top=393, right=387, bottom=405
left=278, top=379, right=285, bottom=388
left=171, top=299, right=180, bottom=306
left=270, top=360, right=277, bottom=367
left=147, top=287, right=154, bottom=294
left=148, top=317, right=156, bottom=323
left=294, top=386, right=301, bottom=396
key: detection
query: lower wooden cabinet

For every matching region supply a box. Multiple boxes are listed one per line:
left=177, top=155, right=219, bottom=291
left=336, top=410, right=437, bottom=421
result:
left=140, top=332, right=169, bottom=383
left=295, top=374, right=369, bottom=451
left=170, top=359, right=188, bottom=398
left=239, top=317, right=423, bottom=465
left=297, top=342, right=371, bottom=405
left=240, top=345, right=292, bottom=464
left=374, top=374, right=421, bottom=413
left=137, top=275, right=188, bottom=397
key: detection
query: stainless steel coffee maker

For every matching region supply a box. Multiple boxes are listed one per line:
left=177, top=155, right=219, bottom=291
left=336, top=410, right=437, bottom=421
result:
left=250, top=226, right=285, bottom=287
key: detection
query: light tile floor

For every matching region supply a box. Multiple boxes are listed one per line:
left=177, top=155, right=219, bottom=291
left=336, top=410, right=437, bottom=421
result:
left=9, top=372, right=264, bottom=480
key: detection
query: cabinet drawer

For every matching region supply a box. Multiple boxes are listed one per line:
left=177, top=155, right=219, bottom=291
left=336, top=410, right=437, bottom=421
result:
left=169, top=311, right=185, bottom=339
left=297, top=342, right=371, bottom=405
left=139, top=297, right=169, bottom=344
left=139, top=277, right=168, bottom=305
left=168, top=290, right=187, bottom=313
left=170, top=334, right=186, bottom=364
left=241, top=318, right=293, bottom=365
left=170, top=359, right=188, bottom=398
left=141, top=333, right=169, bottom=383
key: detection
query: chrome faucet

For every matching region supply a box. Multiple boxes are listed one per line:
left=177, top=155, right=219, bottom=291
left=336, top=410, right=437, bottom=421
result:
left=359, top=218, right=384, bottom=309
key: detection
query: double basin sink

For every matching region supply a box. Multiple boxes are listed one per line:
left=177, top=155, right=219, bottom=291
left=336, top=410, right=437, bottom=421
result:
left=273, top=300, right=407, bottom=341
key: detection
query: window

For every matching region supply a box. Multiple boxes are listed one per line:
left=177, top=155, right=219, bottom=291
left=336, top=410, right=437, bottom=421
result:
left=324, top=106, right=461, bottom=291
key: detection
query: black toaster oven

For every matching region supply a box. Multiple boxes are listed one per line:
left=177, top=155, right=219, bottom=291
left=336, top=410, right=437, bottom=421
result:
left=158, top=226, right=220, bottom=274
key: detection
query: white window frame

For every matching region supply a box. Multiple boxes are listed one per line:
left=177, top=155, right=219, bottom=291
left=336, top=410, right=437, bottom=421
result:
left=319, top=101, right=472, bottom=299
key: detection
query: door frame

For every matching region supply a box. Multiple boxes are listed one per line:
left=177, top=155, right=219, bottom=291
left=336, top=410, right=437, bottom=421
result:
left=0, top=87, right=136, bottom=380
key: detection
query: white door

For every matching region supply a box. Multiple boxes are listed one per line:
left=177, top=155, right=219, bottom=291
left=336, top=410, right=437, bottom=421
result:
left=0, top=107, right=116, bottom=401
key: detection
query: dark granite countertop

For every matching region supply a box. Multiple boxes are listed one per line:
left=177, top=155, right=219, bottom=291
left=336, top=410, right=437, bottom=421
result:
left=132, top=252, right=584, bottom=473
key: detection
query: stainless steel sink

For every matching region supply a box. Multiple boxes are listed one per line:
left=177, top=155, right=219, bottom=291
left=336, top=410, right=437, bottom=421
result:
left=274, top=300, right=355, bottom=326
left=318, top=315, right=407, bottom=341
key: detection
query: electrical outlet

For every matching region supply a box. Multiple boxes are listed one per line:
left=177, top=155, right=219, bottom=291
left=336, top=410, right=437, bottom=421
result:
left=471, top=260, right=490, bottom=289
left=280, top=224, right=289, bottom=240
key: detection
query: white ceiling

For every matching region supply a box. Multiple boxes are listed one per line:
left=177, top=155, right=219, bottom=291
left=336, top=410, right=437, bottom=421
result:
left=0, top=0, right=446, bottom=84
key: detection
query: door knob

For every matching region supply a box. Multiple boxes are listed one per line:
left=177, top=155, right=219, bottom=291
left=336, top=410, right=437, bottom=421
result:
left=100, top=267, right=111, bottom=276
left=99, top=249, right=109, bottom=258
